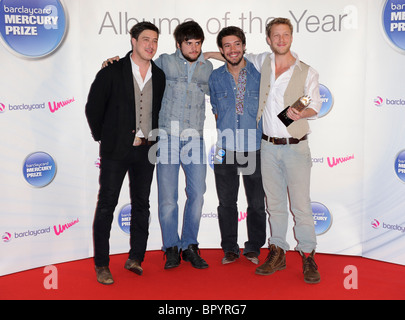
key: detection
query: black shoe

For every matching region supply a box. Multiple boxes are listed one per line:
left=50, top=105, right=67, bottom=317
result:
left=182, top=244, right=209, bottom=269
left=164, top=246, right=181, bottom=269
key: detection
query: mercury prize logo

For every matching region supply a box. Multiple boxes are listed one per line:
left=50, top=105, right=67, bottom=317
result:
left=23, top=151, right=57, bottom=187
left=394, top=149, right=405, bottom=182
left=311, top=202, right=332, bottom=235
left=118, top=204, right=132, bottom=235
left=318, top=84, right=334, bottom=118
left=0, top=0, right=68, bottom=58
left=382, top=0, right=405, bottom=54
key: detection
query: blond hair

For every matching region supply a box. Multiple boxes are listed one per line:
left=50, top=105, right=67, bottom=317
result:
left=266, top=18, right=293, bottom=37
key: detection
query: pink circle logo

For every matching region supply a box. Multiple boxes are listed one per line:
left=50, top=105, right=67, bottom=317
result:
left=371, top=219, right=380, bottom=229
left=374, top=96, right=383, bottom=107
left=0, top=103, right=5, bottom=113
left=2, top=232, right=12, bottom=242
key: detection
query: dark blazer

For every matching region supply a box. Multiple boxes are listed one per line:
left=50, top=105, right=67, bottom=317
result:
left=85, top=51, right=166, bottom=160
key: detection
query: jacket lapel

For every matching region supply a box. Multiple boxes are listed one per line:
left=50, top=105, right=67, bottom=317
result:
left=151, top=61, right=160, bottom=119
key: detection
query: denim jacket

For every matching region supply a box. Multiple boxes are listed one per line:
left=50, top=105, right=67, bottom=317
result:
left=209, top=59, right=262, bottom=152
left=155, top=49, right=213, bottom=138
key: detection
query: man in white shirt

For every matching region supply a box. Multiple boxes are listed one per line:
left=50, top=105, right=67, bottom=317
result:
left=246, top=18, right=321, bottom=284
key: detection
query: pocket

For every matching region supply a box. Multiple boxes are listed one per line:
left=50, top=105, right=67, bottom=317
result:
left=215, top=91, right=228, bottom=101
left=291, top=140, right=312, bottom=165
left=246, top=90, right=259, bottom=117
left=197, top=83, right=209, bottom=95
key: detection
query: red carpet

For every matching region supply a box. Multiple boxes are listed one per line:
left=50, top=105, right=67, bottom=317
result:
left=1, top=249, right=404, bottom=301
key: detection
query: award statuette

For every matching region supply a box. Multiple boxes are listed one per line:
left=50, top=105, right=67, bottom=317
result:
left=277, top=95, right=312, bottom=127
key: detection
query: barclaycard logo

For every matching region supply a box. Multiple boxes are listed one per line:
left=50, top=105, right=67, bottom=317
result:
left=371, top=219, right=405, bottom=233
left=374, top=96, right=405, bottom=107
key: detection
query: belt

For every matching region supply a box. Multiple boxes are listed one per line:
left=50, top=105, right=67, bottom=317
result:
left=262, top=134, right=307, bottom=145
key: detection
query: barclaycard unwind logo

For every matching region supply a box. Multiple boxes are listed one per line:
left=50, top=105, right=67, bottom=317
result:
left=2, top=218, right=79, bottom=243
left=382, top=0, right=405, bottom=54
left=0, top=97, right=76, bottom=114
left=0, top=0, right=68, bottom=59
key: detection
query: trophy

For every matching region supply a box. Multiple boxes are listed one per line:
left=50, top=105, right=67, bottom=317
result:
left=277, top=95, right=311, bottom=127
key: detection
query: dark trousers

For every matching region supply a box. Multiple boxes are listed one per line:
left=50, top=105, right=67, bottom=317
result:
left=214, top=149, right=266, bottom=256
left=93, top=145, right=155, bottom=267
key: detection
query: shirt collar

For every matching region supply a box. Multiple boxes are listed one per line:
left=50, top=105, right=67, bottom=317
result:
left=270, top=51, right=302, bottom=71
left=130, top=56, right=152, bottom=88
left=130, top=56, right=152, bottom=74
left=222, top=58, right=255, bottom=75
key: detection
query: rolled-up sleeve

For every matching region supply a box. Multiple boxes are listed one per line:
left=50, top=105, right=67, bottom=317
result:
left=305, top=67, right=322, bottom=119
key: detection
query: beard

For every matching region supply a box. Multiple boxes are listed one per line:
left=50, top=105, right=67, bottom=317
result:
left=221, top=52, right=244, bottom=67
left=182, top=51, right=201, bottom=63
left=225, top=55, right=244, bottom=67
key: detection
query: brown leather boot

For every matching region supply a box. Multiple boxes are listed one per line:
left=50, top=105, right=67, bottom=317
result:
left=124, top=259, right=143, bottom=276
left=255, top=244, right=286, bottom=275
left=301, top=250, right=321, bottom=284
left=95, top=266, right=114, bottom=285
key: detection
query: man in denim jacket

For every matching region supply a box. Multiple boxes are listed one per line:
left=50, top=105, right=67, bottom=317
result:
left=154, top=21, right=213, bottom=269
left=208, top=27, right=266, bottom=266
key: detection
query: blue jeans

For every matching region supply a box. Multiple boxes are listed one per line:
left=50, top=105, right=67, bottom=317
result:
left=261, top=139, right=317, bottom=253
left=157, top=134, right=207, bottom=251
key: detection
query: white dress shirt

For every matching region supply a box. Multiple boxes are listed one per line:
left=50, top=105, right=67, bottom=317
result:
left=245, top=52, right=321, bottom=138
left=130, top=57, right=152, bottom=90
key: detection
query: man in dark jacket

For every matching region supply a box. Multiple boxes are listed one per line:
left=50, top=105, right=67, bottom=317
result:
left=85, top=22, right=165, bottom=285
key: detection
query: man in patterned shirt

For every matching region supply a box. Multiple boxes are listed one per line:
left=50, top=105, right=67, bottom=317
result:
left=208, top=26, right=266, bottom=266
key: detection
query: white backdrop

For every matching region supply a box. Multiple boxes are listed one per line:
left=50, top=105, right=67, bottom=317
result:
left=1, top=0, right=405, bottom=276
